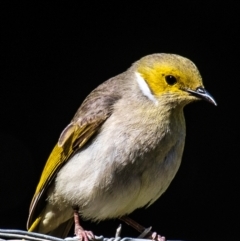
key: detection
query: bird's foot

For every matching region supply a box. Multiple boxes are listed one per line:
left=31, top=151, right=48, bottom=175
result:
left=73, top=207, right=95, bottom=241
left=74, top=225, right=95, bottom=241
left=150, top=232, right=166, bottom=241
left=120, top=216, right=165, bottom=241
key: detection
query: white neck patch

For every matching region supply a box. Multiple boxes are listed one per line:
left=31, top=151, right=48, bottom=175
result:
left=135, top=72, right=158, bottom=105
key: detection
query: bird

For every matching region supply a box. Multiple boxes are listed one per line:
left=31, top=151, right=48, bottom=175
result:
left=27, top=53, right=216, bottom=241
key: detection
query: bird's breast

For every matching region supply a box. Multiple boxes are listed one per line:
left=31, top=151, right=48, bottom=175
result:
left=52, top=108, right=186, bottom=220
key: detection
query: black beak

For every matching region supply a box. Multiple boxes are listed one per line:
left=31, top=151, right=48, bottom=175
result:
left=186, top=87, right=217, bottom=106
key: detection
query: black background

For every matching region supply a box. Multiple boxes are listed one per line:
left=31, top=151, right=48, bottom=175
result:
left=1, top=2, right=239, bottom=241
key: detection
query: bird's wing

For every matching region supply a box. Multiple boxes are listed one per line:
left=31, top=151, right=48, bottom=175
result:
left=27, top=121, right=104, bottom=229
left=27, top=77, right=122, bottom=230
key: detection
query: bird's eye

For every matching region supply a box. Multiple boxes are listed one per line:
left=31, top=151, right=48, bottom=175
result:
left=165, top=75, right=177, bottom=85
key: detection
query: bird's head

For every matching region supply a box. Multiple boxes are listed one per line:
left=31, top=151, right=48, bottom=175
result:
left=133, top=53, right=217, bottom=107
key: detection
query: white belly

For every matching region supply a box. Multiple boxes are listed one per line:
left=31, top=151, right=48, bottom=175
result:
left=50, top=122, right=184, bottom=221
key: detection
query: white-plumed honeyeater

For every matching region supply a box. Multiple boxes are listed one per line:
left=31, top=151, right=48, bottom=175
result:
left=27, top=53, right=216, bottom=240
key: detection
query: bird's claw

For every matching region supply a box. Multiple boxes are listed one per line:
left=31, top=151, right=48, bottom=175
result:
left=75, top=229, right=95, bottom=241
left=151, top=232, right=166, bottom=241
left=138, top=227, right=165, bottom=241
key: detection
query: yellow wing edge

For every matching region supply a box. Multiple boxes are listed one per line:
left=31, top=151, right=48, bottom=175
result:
left=27, top=122, right=102, bottom=230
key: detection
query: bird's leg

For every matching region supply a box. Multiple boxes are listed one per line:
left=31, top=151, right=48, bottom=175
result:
left=120, top=216, right=165, bottom=241
left=73, top=206, right=95, bottom=241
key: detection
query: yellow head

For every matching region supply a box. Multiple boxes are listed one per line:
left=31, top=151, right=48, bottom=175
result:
left=133, top=53, right=216, bottom=106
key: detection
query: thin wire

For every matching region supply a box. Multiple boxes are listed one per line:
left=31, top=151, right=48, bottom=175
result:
left=0, top=229, right=185, bottom=241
